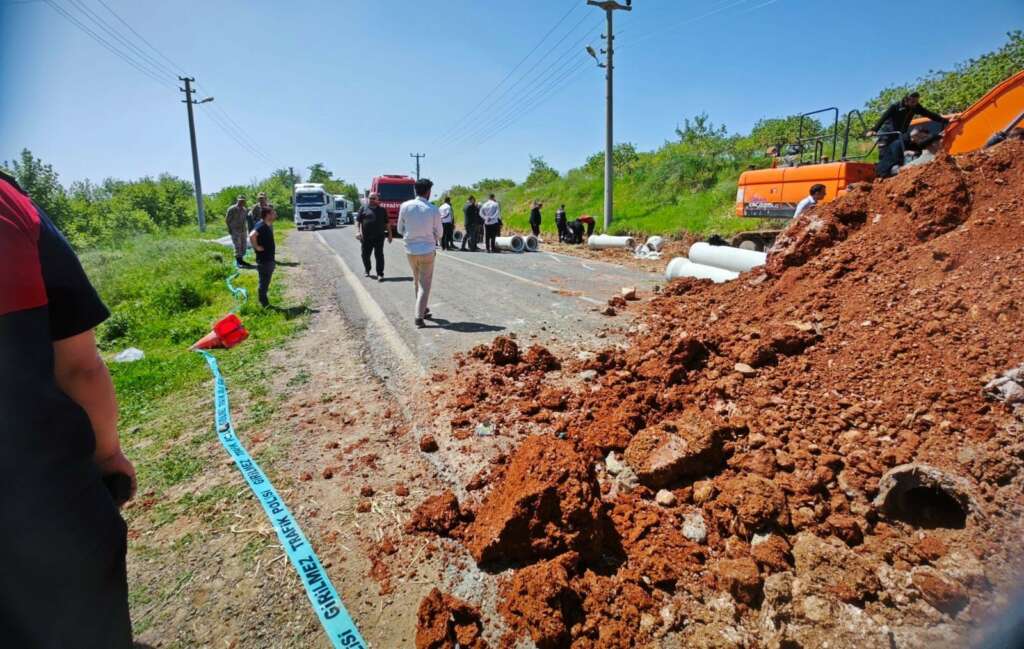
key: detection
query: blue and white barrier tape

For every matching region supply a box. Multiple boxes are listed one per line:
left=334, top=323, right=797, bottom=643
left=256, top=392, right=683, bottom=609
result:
left=199, top=350, right=366, bottom=648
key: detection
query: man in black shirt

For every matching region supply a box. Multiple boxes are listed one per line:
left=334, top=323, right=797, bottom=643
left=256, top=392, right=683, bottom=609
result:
left=529, top=200, right=543, bottom=237
left=461, top=195, right=481, bottom=252
left=1, top=170, right=135, bottom=647
left=868, top=92, right=948, bottom=178
left=356, top=192, right=392, bottom=280
left=555, top=204, right=568, bottom=242
left=249, top=206, right=278, bottom=307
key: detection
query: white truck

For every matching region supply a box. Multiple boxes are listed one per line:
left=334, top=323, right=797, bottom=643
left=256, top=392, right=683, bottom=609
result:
left=293, top=183, right=336, bottom=230
left=333, top=194, right=355, bottom=225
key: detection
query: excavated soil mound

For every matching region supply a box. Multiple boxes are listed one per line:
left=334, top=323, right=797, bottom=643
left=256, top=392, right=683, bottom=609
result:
left=415, top=588, right=489, bottom=649
left=432, top=140, right=1024, bottom=647
left=406, top=490, right=465, bottom=536
left=463, top=436, right=605, bottom=567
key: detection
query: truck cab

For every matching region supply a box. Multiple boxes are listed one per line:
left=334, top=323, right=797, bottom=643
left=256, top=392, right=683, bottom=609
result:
left=369, top=175, right=416, bottom=235
left=332, top=195, right=354, bottom=225
left=293, top=183, right=335, bottom=230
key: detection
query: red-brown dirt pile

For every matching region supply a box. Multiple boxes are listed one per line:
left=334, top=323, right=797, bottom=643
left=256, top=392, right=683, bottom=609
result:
left=415, top=588, right=489, bottom=649
left=407, top=490, right=466, bottom=537
left=463, top=436, right=605, bottom=566
left=431, top=140, right=1024, bottom=647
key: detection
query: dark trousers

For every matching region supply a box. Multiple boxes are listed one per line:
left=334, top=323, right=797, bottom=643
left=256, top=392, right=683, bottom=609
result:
left=584, top=220, right=596, bottom=237
left=556, top=218, right=568, bottom=242
left=485, top=223, right=500, bottom=252
left=441, top=222, right=454, bottom=249
left=361, top=235, right=385, bottom=276
left=257, top=260, right=275, bottom=305
left=876, top=134, right=907, bottom=178
left=530, top=222, right=540, bottom=236
left=462, top=223, right=479, bottom=250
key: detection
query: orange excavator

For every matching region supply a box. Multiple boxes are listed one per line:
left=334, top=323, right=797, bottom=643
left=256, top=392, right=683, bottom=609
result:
left=730, top=69, right=1024, bottom=250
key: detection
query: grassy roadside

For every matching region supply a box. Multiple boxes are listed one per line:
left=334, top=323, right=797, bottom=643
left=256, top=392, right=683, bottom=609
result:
left=79, top=225, right=308, bottom=637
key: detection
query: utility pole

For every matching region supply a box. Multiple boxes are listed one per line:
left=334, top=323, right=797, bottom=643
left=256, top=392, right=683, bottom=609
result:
left=410, top=152, right=426, bottom=180
left=586, top=1, right=631, bottom=232
left=179, top=77, right=214, bottom=232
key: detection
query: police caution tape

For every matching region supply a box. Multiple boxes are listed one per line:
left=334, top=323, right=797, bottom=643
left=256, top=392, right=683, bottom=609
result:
left=199, top=350, right=367, bottom=648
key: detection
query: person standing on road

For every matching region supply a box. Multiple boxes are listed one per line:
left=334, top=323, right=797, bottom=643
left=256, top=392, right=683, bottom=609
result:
left=461, top=195, right=480, bottom=251
left=555, top=204, right=567, bottom=242
left=1, top=170, right=136, bottom=648
left=439, top=196, right=455, bottom=250
left=397, top=178, right=442, bottom=328
left=529, top=200, right=543, bottom=237
left=480, top=193, right=501, bottom=253
left=226, top=194, right=252, bottom=268
left=249, top=206, right=278, bottom=307
left=356, top=192, right=392, bottom=281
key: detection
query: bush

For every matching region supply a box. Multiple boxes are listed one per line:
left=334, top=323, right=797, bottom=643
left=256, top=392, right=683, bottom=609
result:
left=99, top=310, right=136, bottom=347
left=152, top=280, right=208, bottom=314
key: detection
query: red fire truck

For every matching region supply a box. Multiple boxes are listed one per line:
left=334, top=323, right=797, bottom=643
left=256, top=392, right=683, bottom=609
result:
left=369, top=175, right=416, bottom=235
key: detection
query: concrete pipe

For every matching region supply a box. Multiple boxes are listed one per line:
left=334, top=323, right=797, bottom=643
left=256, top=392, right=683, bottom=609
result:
left=646, top=235, right=665, bottom=252
left=587, top=234, right=636, bottom=250
left=495, top=235, right=525, bottom=253
left=688, top=241, right=767, bottom=273
left=524, top=235, right=540, bottom=252
left=665, top=257, right=739, bottom=283
left=453, top=230, right=464, bottom=244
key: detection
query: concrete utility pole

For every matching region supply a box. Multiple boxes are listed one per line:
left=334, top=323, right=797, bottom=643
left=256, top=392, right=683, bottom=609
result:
left=586, top=0, right=631, bottom=232
left=410, top=152, right=425, bottom=180
left=179, top=77, right=213, bottom=231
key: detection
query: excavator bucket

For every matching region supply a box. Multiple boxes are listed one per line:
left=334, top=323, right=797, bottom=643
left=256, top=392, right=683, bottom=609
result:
left=943, top=69, right=1024, bottom=155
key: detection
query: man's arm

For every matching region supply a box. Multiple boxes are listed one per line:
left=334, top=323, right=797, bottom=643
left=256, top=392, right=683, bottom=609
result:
left=915, top=104, right=948, bottom=124
left=869, top=104, right=897, bottom=135
left=433, top=209, right=443, bottom=243
left=249, top=227, right=263, bottom=251
left=53, top=329, right=135, bottom=498
left=397, top=205, right=407, bottom=236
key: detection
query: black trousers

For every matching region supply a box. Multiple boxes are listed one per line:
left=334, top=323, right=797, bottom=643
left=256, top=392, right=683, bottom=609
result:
left=485, top=223, right=500, bottom=252
left=462, top=223, right=480, bottom=250
left=530, top=222, right=540, bottom=236
left=257, top=260, right=275, bottom=305
left=876, top=134, right=907, bottom=178
left=556, top=218, right=568, bottom=242
left=441, top=222, right=454, bottom=249
left=361, top=235, right=385, bottom=276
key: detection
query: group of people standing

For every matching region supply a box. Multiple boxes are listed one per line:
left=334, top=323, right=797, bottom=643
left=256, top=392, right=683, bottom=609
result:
left=456, top=194, right=504, bottom=253
left=225, top=192, right=277, bottom=307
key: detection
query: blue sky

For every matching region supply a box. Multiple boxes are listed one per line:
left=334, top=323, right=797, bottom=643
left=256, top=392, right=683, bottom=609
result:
left=1, top=0, right=1020, bottom=194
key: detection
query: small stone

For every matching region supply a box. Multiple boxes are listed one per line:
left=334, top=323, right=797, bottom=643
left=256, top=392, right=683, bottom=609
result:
left=655, top=489, right=677, bottom=507
left=734, top=362, right=756, bottom=377
left=355, top=500, right=371, bottom=513
left=801, top=595, right=832, bottom=622
left=621, top=286, right=638, bottom=300
left=577, top=351, right=597, bottom=362
left=601, top=306, right=617, bottom=316
left=578, top=369, right=598, bottom=382
left=299, top=471, right=313, bottom=482
left=321, top=467, right=335, bottom=480
left=605, top=451, right=625, bottom=475
left=475, top=422, right=496, bottom=436
left=395, top=484, right=410, bottom=498
left=682, top=510, right=707, bottom=543
left=692, top=480, right=716, bottom=504
left=360, top=485, right=375, bottom=497
left=912, top=567, right=970, bottom=616
left=419, top=435, right=439, bottom=453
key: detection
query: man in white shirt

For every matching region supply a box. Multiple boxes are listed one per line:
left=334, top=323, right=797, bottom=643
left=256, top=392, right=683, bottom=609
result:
left=397, top=178, right=443, bottom=328
left=793, top=184, right=826, bottom=220
left=438, top=196, right=455, bottom=250
left=480, top=193, right=501, bottom=253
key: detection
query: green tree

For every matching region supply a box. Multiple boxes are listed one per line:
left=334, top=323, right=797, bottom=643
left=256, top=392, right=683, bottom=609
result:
left=4, top=148, right=71, bottom=227
left=525, top=155, right=559, bottom=187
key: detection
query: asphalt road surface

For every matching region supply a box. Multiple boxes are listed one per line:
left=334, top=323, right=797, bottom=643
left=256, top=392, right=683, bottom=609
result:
left=309, top=225, right=659, bottom=373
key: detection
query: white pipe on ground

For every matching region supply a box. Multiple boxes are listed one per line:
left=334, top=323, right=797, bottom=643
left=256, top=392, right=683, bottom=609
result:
left=688, top=241, right=766, bottom=273
left=453, top=230, right=464, bottom=243
left=588, top=234, right=636, bottom=249
left=665, top=257, right=739, bottom=283
left=495, top=235, right=525, bottom=252
left=524, top=235, right=540, bottom=252
left=646, top=235, right=665, bottom=252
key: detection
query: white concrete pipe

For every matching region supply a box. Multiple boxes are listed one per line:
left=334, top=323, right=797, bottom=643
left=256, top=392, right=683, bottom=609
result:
left=587, top=234, right=636, bottom=250
left=453, top=230, right=464, bottom=243
left=524, top=235, right=540, bottom=252
left=495, top=235, right=525, bottom=253
left=688, top=241, right=766, bottom=273
left=646, top=235, right=665, bottom=252
left=665, top=257, right=739, bottom=283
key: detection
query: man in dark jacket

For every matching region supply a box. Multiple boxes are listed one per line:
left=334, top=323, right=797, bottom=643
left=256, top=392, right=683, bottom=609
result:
left=868, top=92, right=948, bottom=178
left=529, top=200, right=543, bottom=236
left=356, top=192, right=392, bottom=280
left=555, top=204, right=568, bottom=242
left=461, top=195, right=481, bottom=251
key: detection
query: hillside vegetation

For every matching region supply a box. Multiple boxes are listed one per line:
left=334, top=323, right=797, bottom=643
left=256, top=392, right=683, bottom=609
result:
left=446, top=31, right=1023, bottom=238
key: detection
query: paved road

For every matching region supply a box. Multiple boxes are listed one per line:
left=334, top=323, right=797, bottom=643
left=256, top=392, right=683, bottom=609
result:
left=309, top=225, right=659, bottom=372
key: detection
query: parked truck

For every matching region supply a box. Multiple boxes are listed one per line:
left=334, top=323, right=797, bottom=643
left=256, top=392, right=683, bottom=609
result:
left=369, top=174, right=416, bottom=235
left=293, top=183, right=335, bottom=230
left=333, top=195, right=354, bottom=225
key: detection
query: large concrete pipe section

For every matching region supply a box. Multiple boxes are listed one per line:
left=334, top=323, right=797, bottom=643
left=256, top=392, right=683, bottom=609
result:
left=665, top=257, right=739, bottom=283
left=453, top=230, right=464, bottom=244
left=524, top=235, right=540, bottom=252
left=495, top=235, right=525, bottom=253
left=588, top=234, right=636, bottom=250
left=687, top=241, right=767, bottom=273
left=646, top=235, right=665, bottom=252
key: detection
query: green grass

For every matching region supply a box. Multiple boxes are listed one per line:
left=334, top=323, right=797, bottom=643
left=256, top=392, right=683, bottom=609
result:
left=78, top=224, right=307, bottom=501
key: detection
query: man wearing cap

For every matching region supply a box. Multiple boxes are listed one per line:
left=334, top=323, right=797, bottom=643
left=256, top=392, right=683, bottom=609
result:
left=248, top=191, right=270, bottom=231
left=225, top=195, right=252, bottom=268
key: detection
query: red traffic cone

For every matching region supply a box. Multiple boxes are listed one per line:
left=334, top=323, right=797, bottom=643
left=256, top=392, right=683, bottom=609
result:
left=191, top=313, right=249, bottom=350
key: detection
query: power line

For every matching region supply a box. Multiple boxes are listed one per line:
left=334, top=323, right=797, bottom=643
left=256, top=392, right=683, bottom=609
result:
left=65, top=0, right=178, bottom=80
left=430, top=0, right=580, bottom=146
left=95, top=0, right=187, bottom=75
left=442, top=23, right=603, bottom=151
left=42, top=0, right=175, bottom=89
left=618, top=0, right=752, bottom=48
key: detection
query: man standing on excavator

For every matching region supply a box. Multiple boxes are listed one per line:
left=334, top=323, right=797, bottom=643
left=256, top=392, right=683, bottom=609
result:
left=867, top=92, right=948, bottom=178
